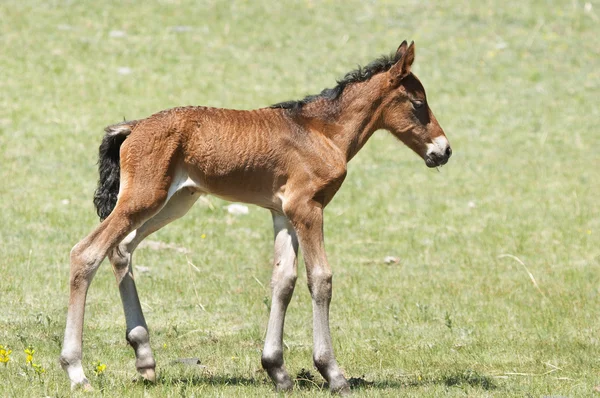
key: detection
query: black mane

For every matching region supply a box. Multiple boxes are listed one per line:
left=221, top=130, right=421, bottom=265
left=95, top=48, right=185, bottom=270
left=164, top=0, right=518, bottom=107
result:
left=270, top=52, right=401, bottom=111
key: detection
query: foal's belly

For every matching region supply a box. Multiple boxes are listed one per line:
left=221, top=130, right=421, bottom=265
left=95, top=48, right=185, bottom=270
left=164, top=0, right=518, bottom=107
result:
left=181, top=162, right=285, bottom=212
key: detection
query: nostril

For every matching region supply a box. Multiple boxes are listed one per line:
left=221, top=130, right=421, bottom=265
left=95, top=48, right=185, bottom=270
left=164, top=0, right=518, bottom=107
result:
left=445, top=146, right=452, bottom=158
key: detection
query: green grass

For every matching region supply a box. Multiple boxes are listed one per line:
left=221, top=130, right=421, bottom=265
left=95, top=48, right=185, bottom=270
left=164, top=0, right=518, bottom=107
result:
left=1, top=0, right=599, bottom=396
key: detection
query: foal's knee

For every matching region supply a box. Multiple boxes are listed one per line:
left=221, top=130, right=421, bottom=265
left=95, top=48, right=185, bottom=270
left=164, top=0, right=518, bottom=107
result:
left=69, top=242, right=102, bottom=288
left=307, top=268, right=332, bottom=303
left=69, top=242, right=87, bottom=267
left=282, top=272, right=298, bottom=292
left=273, top=271, right=297, bottom=302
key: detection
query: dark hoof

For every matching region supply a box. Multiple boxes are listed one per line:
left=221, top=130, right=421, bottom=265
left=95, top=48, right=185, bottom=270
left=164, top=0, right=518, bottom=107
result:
left=275, top=378, right=294, bottom=392
left=265, top=365, right=293, bottom=392
left=71, top=379, right=93, bottom=392
left=137, top=367, right=156, bottom=382
left=330, top=379, right=351, bottom=395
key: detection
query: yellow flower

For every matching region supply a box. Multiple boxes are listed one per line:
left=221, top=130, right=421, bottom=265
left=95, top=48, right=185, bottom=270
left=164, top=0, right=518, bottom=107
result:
left=24, top=347, right=35, bottom=364
left=32, top=362, right=45, bottom=375
left=201, top=233, right=206, bottom=239
left=94, top=361, right=106, bottom=376
left=0, top=345, right=11, bottom=364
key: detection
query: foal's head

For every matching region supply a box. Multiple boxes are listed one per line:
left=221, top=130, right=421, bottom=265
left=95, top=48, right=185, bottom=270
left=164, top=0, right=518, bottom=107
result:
left=379, top=41, right=451, bottom=168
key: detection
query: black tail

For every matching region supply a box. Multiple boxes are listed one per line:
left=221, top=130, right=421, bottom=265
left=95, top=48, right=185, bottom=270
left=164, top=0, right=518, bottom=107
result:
left=93, top=120, right=139, bottom=220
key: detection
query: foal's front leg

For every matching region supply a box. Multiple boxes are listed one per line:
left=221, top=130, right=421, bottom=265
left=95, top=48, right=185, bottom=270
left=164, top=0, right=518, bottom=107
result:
left=286, top=202, right=350, bottom=394
left=262, top=212, right=299, bottom=391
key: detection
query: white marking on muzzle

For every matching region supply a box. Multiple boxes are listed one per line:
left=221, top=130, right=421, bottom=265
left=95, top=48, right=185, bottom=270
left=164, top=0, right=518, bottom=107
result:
left=426, top=136, right=449, bottom=157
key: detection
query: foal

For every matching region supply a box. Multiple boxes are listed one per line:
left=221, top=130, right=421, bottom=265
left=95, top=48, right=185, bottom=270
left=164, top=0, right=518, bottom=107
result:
left=60, top=41, right=451, bottom=394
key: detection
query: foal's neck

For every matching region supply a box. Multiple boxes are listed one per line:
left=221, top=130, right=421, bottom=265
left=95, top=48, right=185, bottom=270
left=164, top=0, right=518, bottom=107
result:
left=299, top=74, right=386, bottom=162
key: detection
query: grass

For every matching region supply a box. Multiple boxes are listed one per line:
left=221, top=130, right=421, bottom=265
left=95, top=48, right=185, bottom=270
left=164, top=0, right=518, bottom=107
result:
left=0, top=0, right=599, bottom=396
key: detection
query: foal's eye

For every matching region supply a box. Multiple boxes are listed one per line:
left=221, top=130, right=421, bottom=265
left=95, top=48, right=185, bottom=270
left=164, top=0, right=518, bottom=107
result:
left=412, top=100, right=425, bottom=109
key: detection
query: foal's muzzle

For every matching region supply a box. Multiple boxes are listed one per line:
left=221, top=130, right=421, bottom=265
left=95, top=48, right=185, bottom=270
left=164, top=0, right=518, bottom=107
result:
left=425, top=136, right=452, bottom=168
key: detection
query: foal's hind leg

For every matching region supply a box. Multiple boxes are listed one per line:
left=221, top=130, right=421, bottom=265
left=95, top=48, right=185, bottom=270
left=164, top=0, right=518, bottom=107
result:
left=108, top=188, right=199, bottom=381
left=60, top=194, right=167, bottom=389
left=262, top=212, right=299, bottom=391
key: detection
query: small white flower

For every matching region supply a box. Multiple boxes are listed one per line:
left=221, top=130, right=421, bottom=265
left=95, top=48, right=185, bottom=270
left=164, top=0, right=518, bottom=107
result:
left=383, top=256, right=400, bottom=264
left=110, top=30, right=126, bottom=38
left=117, top=67, right=132, bottom=75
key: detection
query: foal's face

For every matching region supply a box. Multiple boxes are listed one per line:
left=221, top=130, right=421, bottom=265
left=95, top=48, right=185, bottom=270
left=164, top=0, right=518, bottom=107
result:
left=380, top=42, right=452, bottom=168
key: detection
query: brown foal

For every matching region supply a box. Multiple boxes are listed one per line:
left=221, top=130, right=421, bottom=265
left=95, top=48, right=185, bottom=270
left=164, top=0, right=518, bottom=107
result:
left=60, top=41, right=451, bottom=394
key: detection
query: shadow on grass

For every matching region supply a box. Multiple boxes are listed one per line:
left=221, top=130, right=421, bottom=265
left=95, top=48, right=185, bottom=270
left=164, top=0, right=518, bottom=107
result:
left=153, top=368, right=496, bottom=392
left=156, top=373, right=268, bottom=387
left=395, top=369, right=497, bottom=391
left=296, top=368, right=497, bottom=392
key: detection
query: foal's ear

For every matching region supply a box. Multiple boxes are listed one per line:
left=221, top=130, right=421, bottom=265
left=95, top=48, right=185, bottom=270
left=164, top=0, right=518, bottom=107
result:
left=389, top=41, right=415, bottom=82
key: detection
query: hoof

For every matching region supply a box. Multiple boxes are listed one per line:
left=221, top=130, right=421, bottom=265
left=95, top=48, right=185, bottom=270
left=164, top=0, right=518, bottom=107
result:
left=275, top=378, right=294, bottom=392
left=71, top=379, right=93, bottom=392
left=330, top=379, right=351, bottom=395
left=264, top=364, right=293, bottom=392
left=83, top=382, right=94, bottom=392
left=138, top=367, right=156, bottom=383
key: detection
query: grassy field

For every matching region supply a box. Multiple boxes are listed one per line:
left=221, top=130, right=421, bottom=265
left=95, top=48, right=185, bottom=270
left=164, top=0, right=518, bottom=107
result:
left=1, top=0, right=599, bottom=396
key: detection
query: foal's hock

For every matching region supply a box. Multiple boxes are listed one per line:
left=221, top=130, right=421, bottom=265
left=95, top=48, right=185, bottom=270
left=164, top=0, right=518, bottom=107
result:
left=60, top=41, right=451, bottom=394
